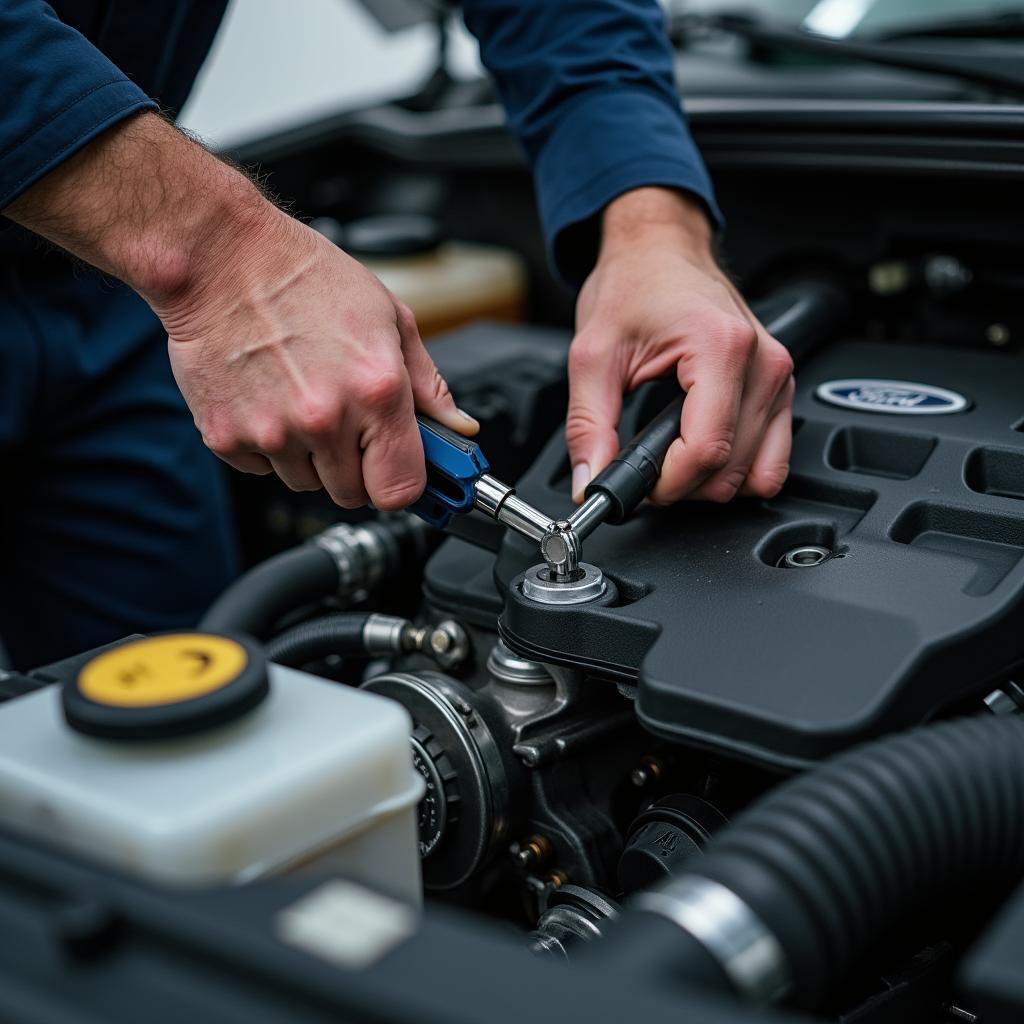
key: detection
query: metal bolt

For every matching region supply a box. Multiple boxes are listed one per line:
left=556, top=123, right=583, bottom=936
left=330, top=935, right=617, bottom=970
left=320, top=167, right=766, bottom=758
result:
left=630, top=767, right=649, bottom=788
left=402, top=619, right=470, bottom=670
left=545, top=869, right=568, bottom=890
left=511, top=835, right=552, bottom=870
left=778, top=545, right=831, bottom=569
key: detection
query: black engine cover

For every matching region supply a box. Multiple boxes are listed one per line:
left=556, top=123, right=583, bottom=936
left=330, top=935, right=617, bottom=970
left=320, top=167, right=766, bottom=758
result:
left=492, top=339, right=1024, bottom=768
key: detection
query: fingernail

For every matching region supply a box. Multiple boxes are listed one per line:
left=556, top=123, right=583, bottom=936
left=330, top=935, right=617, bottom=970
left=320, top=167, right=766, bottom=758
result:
left=456, top=407, right=480, bottom=431
left=571, top=462, right=591, bottom=502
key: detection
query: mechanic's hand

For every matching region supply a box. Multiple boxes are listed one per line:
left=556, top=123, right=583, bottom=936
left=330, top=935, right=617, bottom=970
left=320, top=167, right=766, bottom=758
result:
left=566, top=187, right=795, bottom=505
left=3, top=111, right=476, bottom=512
left=158, top=208, right=477, bottom=510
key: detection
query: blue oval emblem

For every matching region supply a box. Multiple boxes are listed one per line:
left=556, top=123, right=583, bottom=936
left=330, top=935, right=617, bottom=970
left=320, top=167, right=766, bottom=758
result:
left=815, top=379, right=969, bottom=415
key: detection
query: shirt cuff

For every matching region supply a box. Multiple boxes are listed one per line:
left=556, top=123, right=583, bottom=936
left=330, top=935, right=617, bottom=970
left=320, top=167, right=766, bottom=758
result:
left=534, top=86, right=723, bottom=288
left=0, top=79, right=157, bottom=211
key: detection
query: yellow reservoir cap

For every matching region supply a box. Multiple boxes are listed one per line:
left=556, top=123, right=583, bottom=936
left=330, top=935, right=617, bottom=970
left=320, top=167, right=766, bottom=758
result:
left=64, top=632, right=269, bottom=741
left=79, top=634, right=249, bottom=708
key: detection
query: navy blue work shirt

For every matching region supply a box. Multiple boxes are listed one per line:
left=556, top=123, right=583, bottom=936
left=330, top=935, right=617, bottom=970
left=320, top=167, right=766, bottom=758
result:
left=0, top=0, right=721, bottom=285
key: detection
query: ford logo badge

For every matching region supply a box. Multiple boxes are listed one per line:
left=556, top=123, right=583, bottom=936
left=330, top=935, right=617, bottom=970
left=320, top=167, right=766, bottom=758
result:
left=815, top=379, right=970, bottom=415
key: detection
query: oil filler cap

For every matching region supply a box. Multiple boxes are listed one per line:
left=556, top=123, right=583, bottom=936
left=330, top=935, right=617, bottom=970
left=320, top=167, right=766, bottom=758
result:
left=63, top=632, right=269, bottom=740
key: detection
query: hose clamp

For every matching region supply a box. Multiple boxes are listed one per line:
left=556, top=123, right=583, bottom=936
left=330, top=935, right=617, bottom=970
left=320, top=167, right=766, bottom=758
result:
left=314, top=522, right=393, bottom=602
left=632, top=875, right=791, bottom=1006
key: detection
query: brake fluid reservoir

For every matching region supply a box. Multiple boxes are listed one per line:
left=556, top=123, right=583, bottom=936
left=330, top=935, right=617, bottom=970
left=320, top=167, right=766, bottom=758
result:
left=0, top=633, right=424, bottom=903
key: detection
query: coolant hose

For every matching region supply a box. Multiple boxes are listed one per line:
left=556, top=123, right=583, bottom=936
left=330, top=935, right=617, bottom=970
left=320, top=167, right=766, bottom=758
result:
left=590, top=715, right=1024, bottom=1010
left=199, top=515, right=432, bottom=639
left=200, top=543, right=340, bottom=639
left=266, top=612, right=373, bottom=666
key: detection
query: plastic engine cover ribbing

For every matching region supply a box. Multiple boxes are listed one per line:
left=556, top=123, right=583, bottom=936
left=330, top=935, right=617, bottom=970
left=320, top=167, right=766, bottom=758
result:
left=491, top=340, right=1024, bottom=769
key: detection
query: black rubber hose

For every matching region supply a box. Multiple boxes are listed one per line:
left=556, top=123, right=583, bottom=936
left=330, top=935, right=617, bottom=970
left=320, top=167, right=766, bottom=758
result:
left=199, top=544, right=339, bottom=639
left=266, top=613, right=373, bottom=667
left=593, top=715, right=1024, bottom=1009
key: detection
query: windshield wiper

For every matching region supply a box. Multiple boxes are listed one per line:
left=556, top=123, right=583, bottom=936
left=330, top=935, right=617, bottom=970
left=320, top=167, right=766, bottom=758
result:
left=672, top=12, right=1024, bottom=100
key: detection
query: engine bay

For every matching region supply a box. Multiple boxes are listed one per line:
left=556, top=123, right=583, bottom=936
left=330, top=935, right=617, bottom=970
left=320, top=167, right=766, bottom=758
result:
left=3, top=72, right=1024, bottom=1024
left=155, top=296, right=1024, bottom=1023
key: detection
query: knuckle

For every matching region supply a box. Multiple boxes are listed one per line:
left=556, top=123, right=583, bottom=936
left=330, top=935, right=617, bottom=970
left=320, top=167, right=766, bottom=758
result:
left=283, top=477, right=319, bottom=494
left=370, top=475, right=425, bottom=512
left=363, top=368, right=406, bottom=408
left=763, top=345, right=795, bottom=389
left=703, top=469, right=748, bottom=503
left=692, top=436, right=734, bottom=474
left=711, top=317, right=757, bottom=363
left=295, top=398, right=338, bottom=438
left=252, top=424, right=288, bottom=455
left=329, top=491, right=369, bottom=511
left=200, top=425, right=237, bottom=456
left=704, top=482, right=740, bottom=504
left=750, top=463, right=790, bottom=498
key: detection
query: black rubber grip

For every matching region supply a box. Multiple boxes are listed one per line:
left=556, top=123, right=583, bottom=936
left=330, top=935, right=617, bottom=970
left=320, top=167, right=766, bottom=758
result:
left=584, top=396, right=683, bottom=523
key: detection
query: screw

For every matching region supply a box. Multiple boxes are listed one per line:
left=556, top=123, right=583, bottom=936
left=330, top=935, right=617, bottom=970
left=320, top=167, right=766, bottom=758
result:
left=511, top=835, right=552, bottom=869
left=545, top=869, right=568, bottom=890
left=426, top=620, right=470, bottom=670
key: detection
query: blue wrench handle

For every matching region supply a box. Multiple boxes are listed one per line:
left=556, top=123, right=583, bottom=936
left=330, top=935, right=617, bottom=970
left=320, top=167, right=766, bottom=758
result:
left=409, top=415, right=490, bottom=529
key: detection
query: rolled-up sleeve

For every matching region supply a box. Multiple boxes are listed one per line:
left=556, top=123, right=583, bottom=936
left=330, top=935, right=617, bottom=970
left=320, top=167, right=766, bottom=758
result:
left=0, top=0, right=157, bottom=212
left=461, top=0, right=722, bottom=286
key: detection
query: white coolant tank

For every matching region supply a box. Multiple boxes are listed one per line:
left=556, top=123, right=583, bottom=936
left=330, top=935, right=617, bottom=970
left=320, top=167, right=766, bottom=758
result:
left=0, top=634, right=424, bottom=903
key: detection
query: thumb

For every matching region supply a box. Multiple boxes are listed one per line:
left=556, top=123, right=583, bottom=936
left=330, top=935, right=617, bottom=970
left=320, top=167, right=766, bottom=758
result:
left=566, top=334, right=623, bottom=503
left=396, top=300, right=479, bottom=436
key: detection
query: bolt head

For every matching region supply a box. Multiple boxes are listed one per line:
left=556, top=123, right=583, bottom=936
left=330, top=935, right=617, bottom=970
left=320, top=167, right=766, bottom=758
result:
left=541, top=532, right=570, bottom=565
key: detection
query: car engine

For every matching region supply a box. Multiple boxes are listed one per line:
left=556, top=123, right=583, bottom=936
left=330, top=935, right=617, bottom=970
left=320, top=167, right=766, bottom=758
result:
left=4, top=49, right=1024, bottom=1022
left=102, top=274, right=1019, bottom=1023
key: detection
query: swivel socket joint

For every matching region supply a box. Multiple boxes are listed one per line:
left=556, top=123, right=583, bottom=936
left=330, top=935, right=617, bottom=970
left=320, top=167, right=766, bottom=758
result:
left=540, top=521, right=582, bottom=580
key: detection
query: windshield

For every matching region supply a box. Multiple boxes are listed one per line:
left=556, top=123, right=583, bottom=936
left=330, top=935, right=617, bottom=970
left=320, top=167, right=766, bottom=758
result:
left=669, top=0, right=1023, bottom=38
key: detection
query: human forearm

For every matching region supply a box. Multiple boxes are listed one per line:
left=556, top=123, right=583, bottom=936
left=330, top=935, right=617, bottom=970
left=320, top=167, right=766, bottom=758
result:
left=5, top=110, right=475, bottom=510
left=4, top=111, right=266, bottom=307
left=598, top=187, right=716, bottom=267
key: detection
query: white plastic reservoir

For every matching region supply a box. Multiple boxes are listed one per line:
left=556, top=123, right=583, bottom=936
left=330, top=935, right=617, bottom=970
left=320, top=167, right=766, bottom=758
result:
left=0, top=664, right=424, bottom=903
